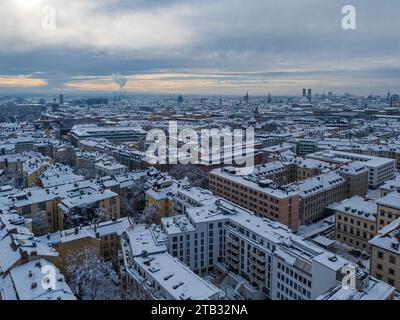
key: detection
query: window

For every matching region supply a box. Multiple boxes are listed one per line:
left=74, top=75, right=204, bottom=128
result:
left=389, top=256, right=396, bottom=264
left=22, top=205, right=31, bottom=215
left=377, top=251, right=384, bottom=259
left=38, top=201, right=47, bottom=211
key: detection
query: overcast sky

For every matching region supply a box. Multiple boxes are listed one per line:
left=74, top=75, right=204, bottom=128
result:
left=0, top=0, right=399, bottom=95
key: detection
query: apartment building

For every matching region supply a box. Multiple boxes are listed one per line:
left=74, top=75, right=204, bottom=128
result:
left=369, top=218, right=400, bottom=291
left=317, top=273, right=395, bottom=300
left=376, top=191, right=400, bottom=230
left=40, top=218, right=131, bottom=273
left=307, top=150, right=395, bottom=189
left=22, top=152, right=53, bottom=187
left=145, top=197, right=383, bottom=300
left=70, top=124, right=146, bottom=146
left=94, top=160, right=128, bottom=177
left=1, top=259, right=75, bottom=300
left=379, top=175, right=400, bottom=196
left=209, top=158, right=369, bottom=229
left=209, top=167, right=300, bottom=231
left=0, top=187, right=60, bottom=234
left=145, top=176, right=190, bottom=218
left=329, top=196, right=377, bottom=251
left=173, top=186, right=216, bottom=215
left=57, top=189, right=121, bottom=230
left=338, top=163, right=369, bottom=197
left=293, top=171, right=347, bottom=224
left=120, top=225, right=224, bottom=300
left=0, top=213, right=75, bottom=300
left=36, top=164, right=85, bottom=189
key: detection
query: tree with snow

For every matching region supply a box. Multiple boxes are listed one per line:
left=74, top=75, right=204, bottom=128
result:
left=31, top=210, right=50, bottom=236
left=74, top=161, right=96, bottom=179
left=169, top=165, right=208, bottom=188
left=120, top=181, right=146, bottom=219
left=140, top=205, right=160, bottom=225
left=63, top=202, right=109, bottom=230
left=0, top=168, right=23, bottom=188
left=66, top=246, right=119, bottom=300
left=66, top=246, right=148, bottom=300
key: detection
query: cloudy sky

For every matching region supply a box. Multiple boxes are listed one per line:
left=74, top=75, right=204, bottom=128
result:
left=1, top=0, right=399, bottom=95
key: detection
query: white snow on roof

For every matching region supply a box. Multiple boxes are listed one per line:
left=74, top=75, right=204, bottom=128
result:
left=328, top=196, right=377, bottom=221
left=369, top=218, right=400, bottom=254
left=9, top=259, right=75, bottom=300
left=376, top=191, right=400, bottom=210
left=134, top=252, right=222, bottom=300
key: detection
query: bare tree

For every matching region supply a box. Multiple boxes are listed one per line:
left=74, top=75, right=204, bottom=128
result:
left=74, top=161, right=96, bottom=179
left=120, top=181, right=146, bottom=218
left=140, top=205, right=160, bottom=225
left=169, top=165, right=208, bottom=188
left=63, top=202, right=109, bottom=229
left=31, top=210, right=50, bottom=236
left=0, top=168, right=23, bottom=188
left=66, top=247, right=119, bottom=300
left=66, top=247, right=148, bottom=300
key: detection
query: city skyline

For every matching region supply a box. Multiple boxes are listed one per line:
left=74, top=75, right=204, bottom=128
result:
left=1, top=0, right=400, bottom=95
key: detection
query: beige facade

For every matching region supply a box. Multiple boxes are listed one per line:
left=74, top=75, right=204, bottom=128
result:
left=377, top=204, right=400, bottom=230
left=370, top=246, right=399, bottom=291
left=376, top=192, right=400, bottom=230
left=335, top=211, right=376, bottom=251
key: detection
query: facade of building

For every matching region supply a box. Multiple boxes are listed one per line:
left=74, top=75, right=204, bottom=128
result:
left=330, top=196, right=377, bottom=251
left=376, top=191, right=400, bottom=230
left=209, top=167, right=300, bottom=231
left=369, top=218, right=400, bottom=291
left=307, top=150, right=396, bottom=189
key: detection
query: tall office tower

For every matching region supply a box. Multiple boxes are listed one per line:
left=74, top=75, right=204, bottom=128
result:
left=387, top=92, right=391, bottom=102
left=302, top=88, right=307, bottom=97
left=390, top=94, right=399, bottom=108
left=59, top=94, right=64, bottom=105
left=267, top=92, right=272, bottom=103
left=178, top=95, right=184, bottom=104
left=307, top=89, right=312, bottom=102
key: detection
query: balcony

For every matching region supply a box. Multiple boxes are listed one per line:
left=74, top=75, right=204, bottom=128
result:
left=227, top=245, right=239, bottom=255
left=229, top=254, right=240, bottom=264
left=250, top=251, right=266, bottom=264
left=226, top=235, right=239, bottom=246
left=250, top=263, right=266, bottom=276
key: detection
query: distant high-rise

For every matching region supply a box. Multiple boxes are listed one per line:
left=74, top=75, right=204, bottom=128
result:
left=302, top=88, right=307, bottom=97
left=307, top=89, right=312, bottom=102
left=390, top=94, right=399, bottom=108
left=178, top=95, right=184, bottom=104
left=267, top=92, right=272, bottom=103
left=59, top=94, right=64, bottom=105
left=244, top=91, right=249, bottom=103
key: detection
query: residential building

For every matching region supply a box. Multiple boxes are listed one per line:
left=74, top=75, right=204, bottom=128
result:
left=369, top=218, right=400, bottom=291
left=329, top=196, right=377, bottom=251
